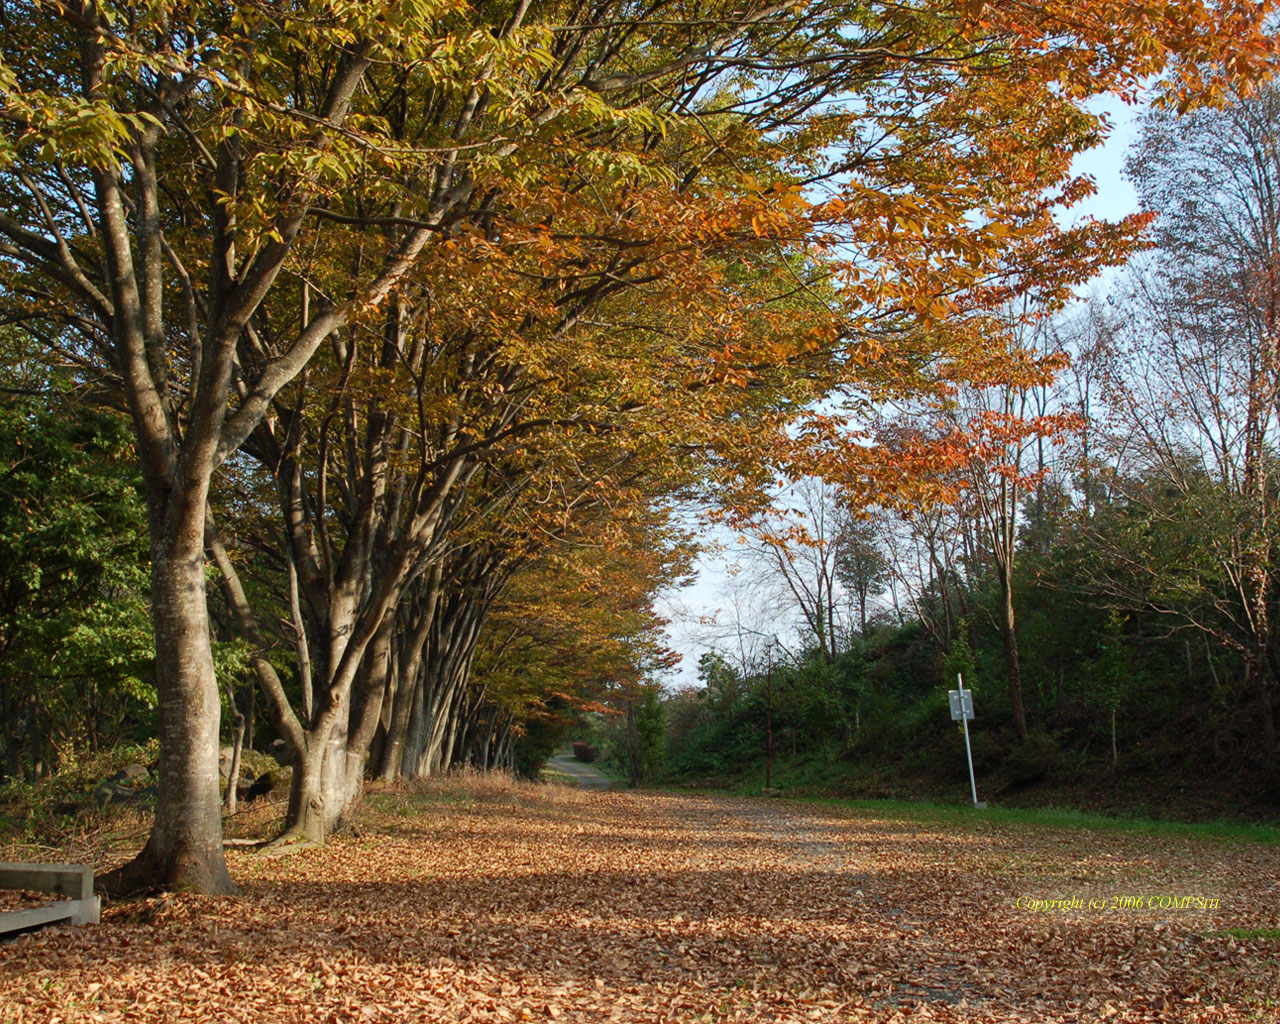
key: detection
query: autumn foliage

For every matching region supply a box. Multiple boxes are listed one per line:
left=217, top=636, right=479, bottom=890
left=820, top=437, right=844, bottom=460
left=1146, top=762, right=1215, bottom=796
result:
left=1, top=0, right=1279, bottom=892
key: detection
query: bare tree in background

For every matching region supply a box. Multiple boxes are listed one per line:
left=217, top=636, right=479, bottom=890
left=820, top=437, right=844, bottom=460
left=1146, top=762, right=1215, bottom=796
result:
left=1093, top=89, right=1280, bottom=786
left=835, top=518, right=889, bottom=637
left=739, top=477, right=855, bottom=662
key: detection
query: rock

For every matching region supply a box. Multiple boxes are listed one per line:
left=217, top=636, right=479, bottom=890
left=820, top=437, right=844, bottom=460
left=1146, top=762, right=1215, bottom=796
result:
left=267, top=738, right=295, bottom=767
left=233, top=769, right=255, bottom=797
left=136, top=783, right=158, bottom=800
left=240, top=771, right=277, bottom=803
left=218, top=745, right=235, bottom=779
left=112, top=763, right=150, bottom=784
left=92, top=781, right=137, bottom=807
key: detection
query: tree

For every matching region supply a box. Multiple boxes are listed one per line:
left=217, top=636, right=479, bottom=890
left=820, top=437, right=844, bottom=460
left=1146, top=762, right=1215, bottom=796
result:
left=739, top=477, right=854, bottom=662
left=0, top=384, right=152, bottom=779
left=876, top=502, right=973, bottom=651
left=0, top=0, right=519, bottom=892
left=4, top=0, right=1275, bottom=890
left=697, top=652, right=744, bottom=719
left=1090, top=86, right=1280, bottom=786
left=430, top=487, right=689, bottom=780
left=943, top=624, right=977, bottom=692
left=947, top=333, right=1074, bottom=742
left=835, top=518, right=889, bottom=636
left=0, top=0, right=832, bottom=881
left=1090, top=609, right=1129, bottom=767
left=628, top=683, right=666, bottom=785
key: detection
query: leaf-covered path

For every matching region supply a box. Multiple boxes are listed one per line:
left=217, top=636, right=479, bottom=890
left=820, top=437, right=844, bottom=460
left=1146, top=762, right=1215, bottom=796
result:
left=3, top=779, right=1278, bottom=1023
left=545, top=755, right=614, bottom=790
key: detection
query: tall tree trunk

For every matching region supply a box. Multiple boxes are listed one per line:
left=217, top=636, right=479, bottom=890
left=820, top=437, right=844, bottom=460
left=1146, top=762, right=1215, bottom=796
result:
left=29, top=690, right=43, bottom=780
left=381, top=666, right=422, bottom=781
left=380, top=660, right=421, bottom=782
left=245, top=685, right=255, bottom=752
left=222, top=679, right=245, bottom=814
left=420, top=675, right=462, bottom=776
left=103, top=533, right=235, bottom=895
left=323, top=613, right=398, bottom=825
left=284, top=734, right=328, bottom=844
left=379, top=567, right=440, bottom=781
left=285, top=683, right=352, bottom=843
left=282, top=591, right=403, bottom=841
left=441, top=685, right=467, bottom=771
left=288, top=551, right=315, bottom=726
left=283, top=699, right=365, bottom=844
left=999, top=566, right=1028, bottom=742
left=1, top=677, right=18, bottom=780
left=402, top=669, right=427, bottom=778
left=1248, top=641, right=1279, bottom=792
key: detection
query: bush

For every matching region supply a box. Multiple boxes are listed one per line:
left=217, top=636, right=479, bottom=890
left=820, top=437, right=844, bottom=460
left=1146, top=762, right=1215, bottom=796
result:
left=1004, top=730, right=1061, bottom=787
left=572, top=741, right=599, bottom=763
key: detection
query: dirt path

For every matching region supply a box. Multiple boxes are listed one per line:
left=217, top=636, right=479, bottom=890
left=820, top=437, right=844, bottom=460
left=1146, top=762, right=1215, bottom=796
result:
left=546, top=754, right=613, bottom=790
left=2, top=780, right=1278, bottom=1023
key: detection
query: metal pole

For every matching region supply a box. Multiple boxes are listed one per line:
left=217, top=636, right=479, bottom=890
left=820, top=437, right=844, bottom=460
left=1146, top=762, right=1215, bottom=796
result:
left=765, top=648, right=774, bottom=791
left=958, top=672, right=979, bottom=808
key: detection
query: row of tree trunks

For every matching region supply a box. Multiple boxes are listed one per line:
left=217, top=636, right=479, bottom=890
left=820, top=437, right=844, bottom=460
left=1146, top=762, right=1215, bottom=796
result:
left=399, top=590, right=491, bottom=780
left=377, top=568, right=443, bottom=783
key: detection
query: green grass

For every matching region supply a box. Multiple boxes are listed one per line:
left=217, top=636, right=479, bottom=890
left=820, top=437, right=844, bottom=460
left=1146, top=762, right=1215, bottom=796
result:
left=366, top=791, right=429, bottom=817
left=541, top=765, right=577, bottom=785
left=657, top=779, right=1280, bottom=845
left=588, top=757, right=631, bottom=784
left=806, top=797, right=1280, bottom=844
left=1205, top=928, right=1280, bottom=941
left=661, top=741, right=1280, bottom=844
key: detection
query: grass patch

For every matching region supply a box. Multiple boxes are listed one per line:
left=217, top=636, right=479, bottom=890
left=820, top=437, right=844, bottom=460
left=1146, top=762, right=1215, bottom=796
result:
left=658, top=782, right=1280, bottom=844
left=586, top=756, right=631, bottom=784
left=1205, top=927, right=1280, bottom=941
left=540, top=766, right=577, bottom=786
left=365, top=790, right=428, bottom=817
left=807, top=797, right=1280, bottom=844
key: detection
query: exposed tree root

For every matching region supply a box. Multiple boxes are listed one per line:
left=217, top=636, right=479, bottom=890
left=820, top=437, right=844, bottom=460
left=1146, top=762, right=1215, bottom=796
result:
left=256, top=829, right=323, bottom=858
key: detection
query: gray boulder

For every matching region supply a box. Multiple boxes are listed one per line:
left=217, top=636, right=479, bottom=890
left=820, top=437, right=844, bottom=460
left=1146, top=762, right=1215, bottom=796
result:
left=240, top=771, right=278, bottom=803
left=112, top=763, right=150, bottom=784
left=92, top=781, right=137, bottom=807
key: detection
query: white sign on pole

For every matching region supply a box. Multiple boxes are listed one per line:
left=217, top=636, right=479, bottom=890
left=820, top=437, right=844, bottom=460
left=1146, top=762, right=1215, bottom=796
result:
left=953, top=672, right=983, bottom=808
left=948, top=689, right=974, bottom=721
